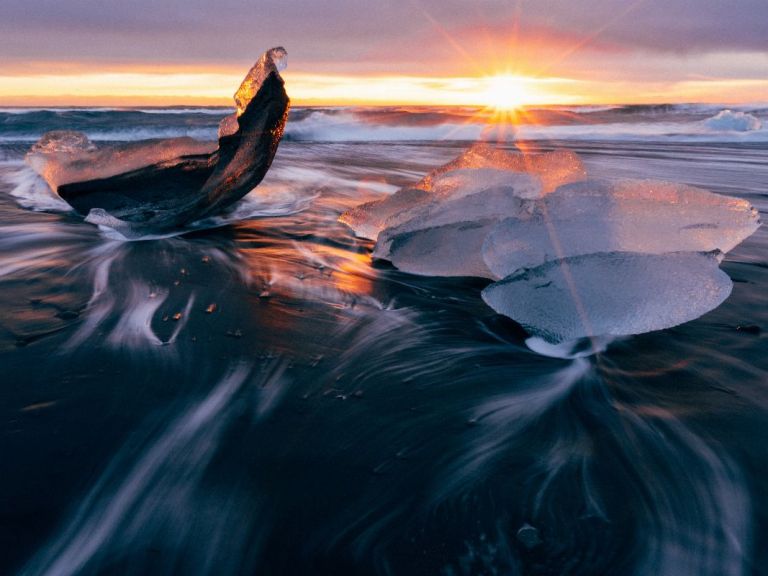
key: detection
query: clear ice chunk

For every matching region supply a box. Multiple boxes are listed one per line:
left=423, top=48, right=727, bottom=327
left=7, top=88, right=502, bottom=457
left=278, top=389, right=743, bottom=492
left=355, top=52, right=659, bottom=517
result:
left=339, top=143, right=585, bottom=240
left=342, top=143, right=761, bottom=345
left=339, top=187, right=430, bottom=241
left=29, top=131, right=96, bottom=155
left=481, top=251, right=733, bottom=343
left=373, top=173, right=540, bottom=263
left=482, top=179, right=761, bottom=279
left=704, top=109, right=762, bottom=132
left=26, top=136, right=216, bottom=191
left=415, top=143, right=586, bottom=194
left=234, top=46, right=288, bottom=116
left=386, top=219, right=499, bottom=278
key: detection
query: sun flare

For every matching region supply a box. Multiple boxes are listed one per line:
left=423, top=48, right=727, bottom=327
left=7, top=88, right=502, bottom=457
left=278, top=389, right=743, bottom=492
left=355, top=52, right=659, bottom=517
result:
left=479, top=74, right=534, bottom=110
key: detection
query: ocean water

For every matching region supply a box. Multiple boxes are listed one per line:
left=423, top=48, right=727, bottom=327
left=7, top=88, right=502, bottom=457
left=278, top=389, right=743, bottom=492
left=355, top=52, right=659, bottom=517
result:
left=1, top=105, right=768, bottom=576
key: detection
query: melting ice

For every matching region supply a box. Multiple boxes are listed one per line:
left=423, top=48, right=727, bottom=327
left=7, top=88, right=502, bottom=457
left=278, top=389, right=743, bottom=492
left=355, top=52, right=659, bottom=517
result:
left=23, top=47, right=291, bottom=237
left=340, top=143, right=761, bottom=346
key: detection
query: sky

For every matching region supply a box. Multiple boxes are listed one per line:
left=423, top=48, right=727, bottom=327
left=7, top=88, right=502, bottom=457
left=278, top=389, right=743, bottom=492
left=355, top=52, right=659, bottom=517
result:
left=0, top=0, right=766, bottom=106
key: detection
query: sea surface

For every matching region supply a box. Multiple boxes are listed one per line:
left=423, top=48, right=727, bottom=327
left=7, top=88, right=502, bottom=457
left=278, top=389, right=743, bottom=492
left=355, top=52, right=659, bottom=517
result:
left=1, top=104, right=767, bottom=576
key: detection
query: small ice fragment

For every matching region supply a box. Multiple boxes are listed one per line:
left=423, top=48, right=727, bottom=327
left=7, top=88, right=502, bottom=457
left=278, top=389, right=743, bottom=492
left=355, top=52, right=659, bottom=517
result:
left=481, top=251, right=732, bottom=343
left=704, top=109, right=762, bottom=132
left=29, top=131, right=95, bottom=155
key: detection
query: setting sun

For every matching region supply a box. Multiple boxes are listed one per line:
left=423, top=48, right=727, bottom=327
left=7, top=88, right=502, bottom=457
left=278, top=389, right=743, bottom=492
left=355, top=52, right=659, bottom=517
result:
left=479, top=74, right=534, bottom=110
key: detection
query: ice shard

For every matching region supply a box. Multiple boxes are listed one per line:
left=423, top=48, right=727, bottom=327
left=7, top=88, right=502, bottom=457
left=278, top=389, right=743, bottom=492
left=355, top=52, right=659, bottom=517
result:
left=26, top=47, right=290, bottom=232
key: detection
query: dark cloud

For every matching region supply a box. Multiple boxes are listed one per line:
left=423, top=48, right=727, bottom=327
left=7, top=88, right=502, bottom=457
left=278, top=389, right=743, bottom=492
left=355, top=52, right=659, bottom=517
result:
left=0, top=0, right=765, bottom=69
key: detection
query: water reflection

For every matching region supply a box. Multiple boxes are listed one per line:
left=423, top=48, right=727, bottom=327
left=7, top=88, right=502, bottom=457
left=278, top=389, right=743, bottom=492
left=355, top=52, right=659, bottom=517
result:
left=1, top=140, right=767, bottom=575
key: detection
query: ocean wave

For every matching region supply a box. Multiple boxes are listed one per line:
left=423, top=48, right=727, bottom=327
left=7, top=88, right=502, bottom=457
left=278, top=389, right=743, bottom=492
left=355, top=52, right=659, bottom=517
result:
left=283, top=109, right=768, bottom=143
left=2, top=106, right=767, bottom=144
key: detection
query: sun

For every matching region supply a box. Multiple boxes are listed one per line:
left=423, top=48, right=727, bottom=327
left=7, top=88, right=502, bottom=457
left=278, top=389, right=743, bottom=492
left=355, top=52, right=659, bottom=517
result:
left=479, top=74, right=534, bottom=110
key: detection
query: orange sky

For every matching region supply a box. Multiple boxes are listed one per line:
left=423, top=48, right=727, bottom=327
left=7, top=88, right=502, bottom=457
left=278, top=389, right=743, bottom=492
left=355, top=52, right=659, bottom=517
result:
left=1, top=68, right=766, bottom=108
left=1, top=0, right=767, bottom=107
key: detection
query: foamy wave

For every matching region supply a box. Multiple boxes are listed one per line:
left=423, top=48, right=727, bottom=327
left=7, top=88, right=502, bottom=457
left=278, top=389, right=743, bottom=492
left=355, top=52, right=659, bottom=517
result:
left=284, top=110, right=485, bottom=142
left=8, top=167, right=72, bottom=212
left=4, top=106, right=767, bottom=144
left=282, top=109, right=768, bottom=143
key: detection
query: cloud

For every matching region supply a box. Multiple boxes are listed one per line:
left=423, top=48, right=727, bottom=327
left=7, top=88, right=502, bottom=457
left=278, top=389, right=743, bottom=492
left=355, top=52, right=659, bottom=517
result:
left=1, top=0, right=766, bottom=67
left=0, top=0, right=766, bottom=105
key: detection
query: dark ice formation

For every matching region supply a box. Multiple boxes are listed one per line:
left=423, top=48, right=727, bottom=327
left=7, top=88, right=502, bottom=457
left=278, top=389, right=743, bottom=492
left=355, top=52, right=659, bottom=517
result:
left=340, top=143, right=761, bottom=346
left=26, top=47, right=290, bottom=235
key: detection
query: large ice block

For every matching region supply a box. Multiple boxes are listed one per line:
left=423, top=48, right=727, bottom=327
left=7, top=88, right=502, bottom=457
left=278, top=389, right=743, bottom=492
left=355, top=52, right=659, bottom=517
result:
left=26, top=47, right=290, bottom=232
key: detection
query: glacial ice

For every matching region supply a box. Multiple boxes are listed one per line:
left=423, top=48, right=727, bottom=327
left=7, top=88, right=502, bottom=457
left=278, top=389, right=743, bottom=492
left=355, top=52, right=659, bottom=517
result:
left=386, top=219, right=500, bottom=278
left=374, top=179, right=540, bottom=277
left=26, top=134, right=216, bottom=191
left=339, top=143, right=585, bottom=240
left=339, top=187, right=431, bottom=241
left=340, top=144, right=761, bottom=345
left=704, top=109, right=762, bottom=132
left=234, top=47, right=288, bottom=116
left=25, top=46, right=290, bottom=233
left=373, top=172, right=540, bottom=261
left=414, top=143, right=586, bottom=194
left=481, top=252, right=733, bottom=343
left=482, top=179, right=761, bottom=279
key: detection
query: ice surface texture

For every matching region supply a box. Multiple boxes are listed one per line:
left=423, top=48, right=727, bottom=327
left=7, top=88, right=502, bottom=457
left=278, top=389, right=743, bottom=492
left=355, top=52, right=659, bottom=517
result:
left=339, top=144, right=585, bottom=241
left=482, top=251, right=733, bottom=343
left=25, top=47, right=290, bottom=233
left=340, top=144, right=760, bottom=344
left=483, top=179, right=760, bottom=279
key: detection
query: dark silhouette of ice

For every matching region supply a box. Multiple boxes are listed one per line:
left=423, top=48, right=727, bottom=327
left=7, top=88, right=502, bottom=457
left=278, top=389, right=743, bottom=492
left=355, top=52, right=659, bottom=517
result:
left=341, top=144, right=761, bottom=346
left=25, top=47, right=290, bottom=236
